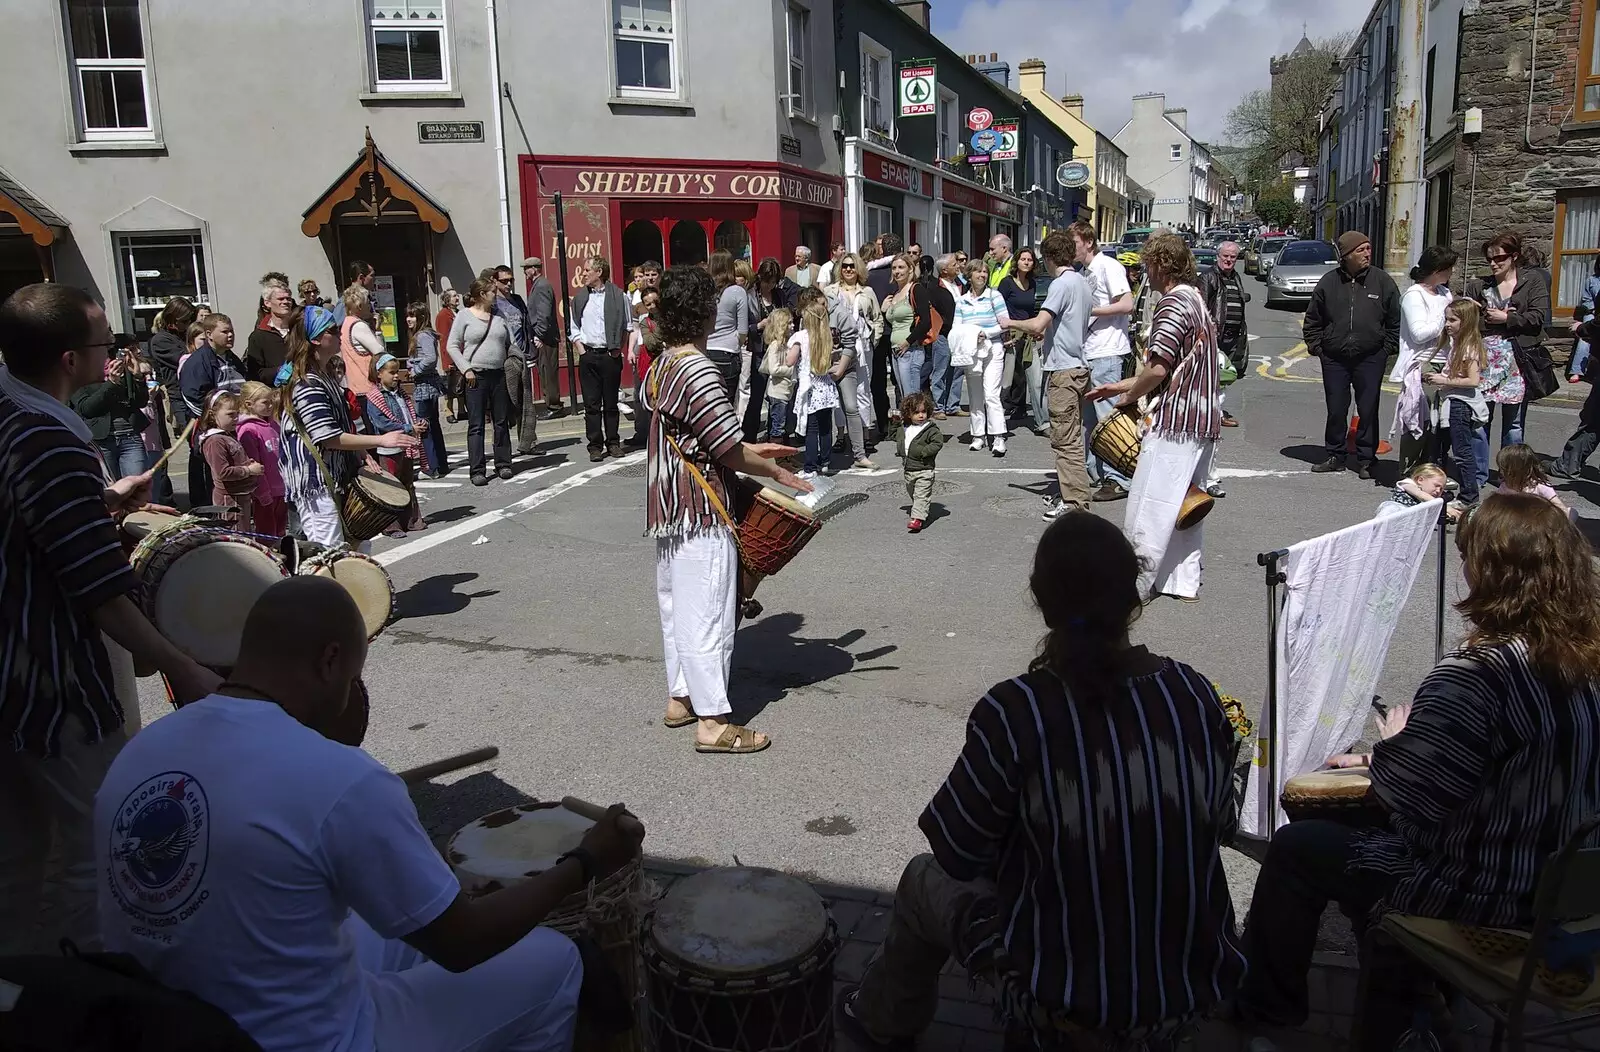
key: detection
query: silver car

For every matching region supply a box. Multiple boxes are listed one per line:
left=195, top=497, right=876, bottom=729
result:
left=1264, top=240, right=1339, bottom=308
left=1255, top=236, right=1295, bottom=280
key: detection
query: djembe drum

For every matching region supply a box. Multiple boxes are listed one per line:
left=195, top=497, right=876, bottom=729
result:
left=643, top=867, right=838, bottom=1052
left=1280, top=767, right=1387, bottom=827
left=128, top=523, right=288, bottom=668
left=340, top=463, right=412, bottom=543
left=296, top=549, right=396, bottom=640
left=1089, top=411, right=1215, bottom=529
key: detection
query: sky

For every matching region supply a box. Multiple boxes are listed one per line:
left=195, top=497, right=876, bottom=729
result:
left=930, top=0, right=1371, bottom=144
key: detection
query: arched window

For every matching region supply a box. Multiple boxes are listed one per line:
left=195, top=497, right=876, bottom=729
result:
left=714, top=219, right=751, bottom=261
left=621, top=219, right=665, bottom=276
left=668, top=220, right=708, bottom=267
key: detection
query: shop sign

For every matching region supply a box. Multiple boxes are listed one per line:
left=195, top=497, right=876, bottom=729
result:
left=898, top=60, right=936, bottom=117
left=1155, top=197, right=1187, bottom=205
left=968, top=154, right=990, bottom=166
left=780, top=134, right=802, bottom=158
left=418, top=121, right=484, bottom=143
left=372, top=275, right=398, bottom=342
left=942, top=179, right=985, bottom=210
left=991, top=120, right=1020, bottom=162
left=1056, top=160, right=1091, bottom=189
left=862, top=151, right=931, bottom=196
left=970, top=129, right=998, bottom=155
left=989, top=197, right=1022, bottom=223
left=534, top=163, right=840, bottom=210
left=966, top=107, right=993, bottom=131
left=537, top=197, right=612, bottom=292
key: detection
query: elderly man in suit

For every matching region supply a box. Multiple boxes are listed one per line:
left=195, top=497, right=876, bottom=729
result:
left=523, top=257, right=564, bottom=418
left=569, top=256, right=631, bottom=461
left=785, top=247, right=821, bottom=289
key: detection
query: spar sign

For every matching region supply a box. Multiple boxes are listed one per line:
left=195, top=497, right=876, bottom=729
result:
left=899, top=60, right=936, bottom=117
left=991, top=119, right=1020, bottom=162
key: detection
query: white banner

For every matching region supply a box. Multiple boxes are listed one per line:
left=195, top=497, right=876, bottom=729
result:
left=1239, top=499, right=1439, bottom=838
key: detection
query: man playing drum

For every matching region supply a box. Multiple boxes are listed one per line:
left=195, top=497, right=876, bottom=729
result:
left=643, top=265, right=810, bottom=756
left=1087, top=232, right=1221, bottom=603
left=95, top=576, right=645, bottom=1052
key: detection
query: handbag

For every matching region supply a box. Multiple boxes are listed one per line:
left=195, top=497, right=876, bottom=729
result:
left=1516, top=344, right=1560, bottom=402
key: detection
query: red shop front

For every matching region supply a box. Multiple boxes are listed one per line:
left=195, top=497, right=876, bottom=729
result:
left=519, top=156, right=843, bottom=290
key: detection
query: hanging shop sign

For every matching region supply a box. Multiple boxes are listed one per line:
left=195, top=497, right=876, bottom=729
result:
left=1056, top=160, right=1091, bottom=189
left=991, top=120, right=1020, bottom=162
left=966, top=107, right=994, bottom=131
left=970, top=130, right=998, bottom=154
left=898, top=60, right=936, bottom=117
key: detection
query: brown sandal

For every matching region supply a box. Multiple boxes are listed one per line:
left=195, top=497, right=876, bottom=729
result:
left=695, top=724, right=771, bottom=754
left=664, top=698, right=695, bottom=728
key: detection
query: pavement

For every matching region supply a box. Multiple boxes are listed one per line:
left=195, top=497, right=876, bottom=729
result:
left=137, top=290, right=1600, bottom=1049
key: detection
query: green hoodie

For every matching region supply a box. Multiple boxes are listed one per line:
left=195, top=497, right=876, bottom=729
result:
left=896, top=420, right=946, bottom=472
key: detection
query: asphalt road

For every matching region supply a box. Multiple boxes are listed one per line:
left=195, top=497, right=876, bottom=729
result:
left=139, top=288, right=1600, bottom=915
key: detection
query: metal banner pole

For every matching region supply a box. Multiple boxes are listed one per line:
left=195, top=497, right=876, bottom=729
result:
left=552, top=191, right=579, bottom=413
left=1435, top=501, right=1449, bottom=664
left=1258, top=548, right=1289, bottom=835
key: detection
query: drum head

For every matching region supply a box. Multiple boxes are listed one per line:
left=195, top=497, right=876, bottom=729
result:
left=357, top=465, right=412, bottom=511
left=302, top=553, right=394, bottom=639
left=150, top=534, right=287, bottom=667
left=122, top=509, right=184, bottom=540
left=756, top=487, right=816, bottom=520
left=650, top=867, right=826, bottom=977
left=448, top=803, right=595, bottom=894
left=1283, top=767, right=1371, bottom=798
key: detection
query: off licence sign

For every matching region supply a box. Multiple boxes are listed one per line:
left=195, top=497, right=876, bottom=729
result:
left=991, top=120, right=1019, bottom=162
left=899, top=62, right=936, bottom=117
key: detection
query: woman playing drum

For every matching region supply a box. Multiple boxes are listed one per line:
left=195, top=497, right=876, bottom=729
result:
left=277, top=305, right=417, bottom=548
left=643, top=265, right=810, bottom=756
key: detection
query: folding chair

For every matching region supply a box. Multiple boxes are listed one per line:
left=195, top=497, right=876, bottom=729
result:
left=1353, top=814, right=1600, bottom=1052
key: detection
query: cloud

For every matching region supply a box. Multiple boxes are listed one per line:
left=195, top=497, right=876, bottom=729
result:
left=932, top=0, right=1365, bottom=143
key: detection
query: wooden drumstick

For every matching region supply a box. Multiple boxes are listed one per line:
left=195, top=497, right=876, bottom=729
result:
left=561, top=795, right=646, bottom=839
left=148, top=418, right=198, bottom=476
left=396, top=746, right=500, bottom=785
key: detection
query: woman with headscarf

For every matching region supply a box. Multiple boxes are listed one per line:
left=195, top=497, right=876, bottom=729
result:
left=279, top=305, right=418, bottom=547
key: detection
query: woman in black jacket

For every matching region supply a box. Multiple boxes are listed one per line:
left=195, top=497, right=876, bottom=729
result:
left=908, top=256, right=955, bottom=411
left=147, top=296, right=197, bottom=428
left=1469, top=229, right=1554, bottom=449
left=71, top=347, right=151, bottom=480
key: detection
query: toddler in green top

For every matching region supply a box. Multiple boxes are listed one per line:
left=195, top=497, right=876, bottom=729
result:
left=896, top=391, right=947, bottom=533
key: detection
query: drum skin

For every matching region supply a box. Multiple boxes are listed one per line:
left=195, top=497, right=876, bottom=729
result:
left=130, top=526, right=288, bottom=667
left=1280, top=767, right=1387, bottom=827
left=297, top=550, right=395, bottom=641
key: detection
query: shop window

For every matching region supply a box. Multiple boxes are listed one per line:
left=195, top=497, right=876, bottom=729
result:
left=613, top=0, right=678, bottom=99
left=368, top=0, right=450, bottom=92
left=1580, top=0, right=1600, bottom=121
left=668, top=220, right=707, bottom=267
left=860, top=35, right=892, bottom=141
left=64, top=0, right=155, bottom=142
left=713, top=220, right=750, bottom=261
left=937, top=89, right=958, bottom=162
left=1554, top=193, right=1600, bottom=309
left=941, top=209, right=964, bottom=253
left=622, top=219, right=665, bottom=274
left=865, top=204, right=895, bottom=244
left=785, top=5, right=808, bottom=117
left=115, top=231, right=209, bottom=334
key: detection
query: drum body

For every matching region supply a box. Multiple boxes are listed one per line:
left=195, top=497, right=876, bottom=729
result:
left=298, top=550, right=395, bottom=640
left=1087, top=412, right=1215, bottom=530
left=1280, top=767, right=1387, bottom=827
left=129, top=526, right=287, bottom=667
left=448, top=803, right=646, bottom=1052
left=341, top=464, right=411, bottom=542
left=644, top=867, right=837, bottom=1052
left=737, top=489, right=821, bottom=577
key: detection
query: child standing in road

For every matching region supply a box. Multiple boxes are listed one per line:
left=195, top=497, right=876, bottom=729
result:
left=759, top=307, right=796, bottom=442
left=365, top=353, right=428, bottom=536
left=897, top=391, right=946, bottom=533
left=197, top=390, right=263, bottom=533
left=235, top=381, right=288, bottom=539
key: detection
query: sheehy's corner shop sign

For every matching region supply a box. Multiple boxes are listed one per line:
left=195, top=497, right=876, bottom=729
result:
left=533, top=162, right=841, bottom=210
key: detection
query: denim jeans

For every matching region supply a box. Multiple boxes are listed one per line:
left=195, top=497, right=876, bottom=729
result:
left=890, top=347, right=928, bottom=409
left=1446, top=399, right=1481, bottom=505
left=928, top=336, right=964, bottom=412
left=412, top=391, right=449, bottom=476
left=1489, top=398, right=1526, bottom=448
left=1083, top=356, right=1132, bottom=487
left=97, top=433, right=148, bottom=481
left=803, top=410, right=833, bottom=472
left=1574, top=338, right=1592, bottom=380
left=1472, top=420, right=1491, bottom=490
left=766, top=397, right=789, bottom=441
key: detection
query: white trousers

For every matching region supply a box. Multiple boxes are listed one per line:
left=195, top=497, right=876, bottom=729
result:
left=1124, top=432, right=1216, bottom=601
left=736, top=349, right=753, bottom=421
left=295, top=488, right=372, bottom=553
left=856, top=337, right=876, bottom=430
left=349, top=913, right=582, bottom=1052
left=655, top=529, right=737, bottom=718
left=964, top=352, right=1005, bottom=439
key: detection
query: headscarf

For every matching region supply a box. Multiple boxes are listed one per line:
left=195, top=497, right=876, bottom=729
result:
left=303, top=304, right=338, bottom=342
left=373, top=353, right=397, bottom=374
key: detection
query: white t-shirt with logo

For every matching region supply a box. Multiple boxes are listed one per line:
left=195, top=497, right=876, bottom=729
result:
left=1083, top=252, right=1133, bottom=361
left=95, top=694, right=460, bottom=1052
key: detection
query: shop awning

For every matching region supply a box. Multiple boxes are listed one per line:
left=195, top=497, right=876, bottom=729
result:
left=301, top=128, right=450, bottom=237
left=0, top=166, right=68, bottom=246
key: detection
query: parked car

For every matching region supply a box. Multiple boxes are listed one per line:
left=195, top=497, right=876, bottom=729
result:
left=1264, top=239, right=1339, bottom=308
left=1255, top=235, right=1296, bottom=281
left=1120, top=226, right=1155, bottom=249
left=1193, top=246, right=1218, bottom=270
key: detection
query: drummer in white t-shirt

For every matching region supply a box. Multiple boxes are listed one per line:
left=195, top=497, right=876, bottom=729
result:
left=94, top=575, right=645, bottom=1052
left=1071, top=222, right=1136, bottom=503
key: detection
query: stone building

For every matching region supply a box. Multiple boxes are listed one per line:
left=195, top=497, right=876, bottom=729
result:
left=1448, top=0, right=1600, bottom=310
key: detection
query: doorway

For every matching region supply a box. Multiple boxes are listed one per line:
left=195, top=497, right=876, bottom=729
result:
left=336, top=222, right=428, bottom=349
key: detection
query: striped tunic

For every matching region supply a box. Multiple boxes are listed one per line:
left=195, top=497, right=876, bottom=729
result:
left=641, top=348, right=744, bottom=538
left=1145, top=283, right=1221, bottom=440
left=953, top=287, right=1008, bottom=340
left=278, top=373, right=360, bottom=501
left=1353, top=641, right=1600, bottom=925
left=1, top=393, right=139, bottom=756
left=921, top=660, right=1246, bottom=1034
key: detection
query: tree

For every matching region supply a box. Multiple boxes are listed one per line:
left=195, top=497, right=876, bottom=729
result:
left=1254, top=180, right=1303, bottom=231
left=1224, top=32, right=1355, bottom=195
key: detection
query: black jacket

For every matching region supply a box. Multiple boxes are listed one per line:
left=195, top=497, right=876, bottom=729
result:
left=243, top=325, right=288, bottom=384
left=1303, top=264, right=1401, bottom=360
left=147, top=330, right=187, bottom=404
left=70, top=368, right=149, bottom=442
left=908, top=279, right=954, bottom=346
left=1196, top=265, right=1249, bottom=347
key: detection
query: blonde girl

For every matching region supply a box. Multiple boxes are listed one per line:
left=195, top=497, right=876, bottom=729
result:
left=235, top=381, right=287, bottom=538
left=1425, top=298, right=1489, bottom=510
left=197, top=390, right=262, bottom=533
left=786, top=295, right=838, bottom=477
left=759, top=307, right=796, bottom=441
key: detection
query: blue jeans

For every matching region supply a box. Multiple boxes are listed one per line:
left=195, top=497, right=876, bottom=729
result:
left=1083, top=356, right=1132, bottom=487
left=1479, top=399, right=1526, bottom=486
left=767, top=396, right=789, bottom=441
left=97, top=434, right=148, bottom=481
left=929, top=336, right=964, bottom=412
left=890, top=347, right=928, bottom=408
left=1472, top=422, right=1491, bottom=490
left=804, top=410, right=833, bottom=472
left=413, top=392, right=449, bottom=476
left=1574, top=338, right=1592, bottom=380
left=1447, top=400, right=1481, bottom=505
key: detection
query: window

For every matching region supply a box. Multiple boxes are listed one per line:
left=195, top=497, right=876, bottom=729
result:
left=785, top=6, right=808, bottom=117
left=1452, top=10, right=1465, bottom=113
left=368, top=0, right=449, bottom=91
left=1423, top=45, right=1436, bottom=136
left=941, top=208, right=964, bottom=252
left=860, top=36, right=891, bottom=139
left=937, top=88, right=958, bottom=161
left=668, top=219, right=707, bottom=266
left=116, top=231, right=208, bottom=333
left=64, top=0, right=153, bottom=141
left=613, top=0, right=677, bottom=98
left=1580, top=0, right=1600, bottom=120
left=1170, top=143, right=1182, bottom=162
left=865, top=204, right=895, bottom=243
left=1555, top=194, right=1600, bottom=309
left=1031, top=134, right=1041, bottom=188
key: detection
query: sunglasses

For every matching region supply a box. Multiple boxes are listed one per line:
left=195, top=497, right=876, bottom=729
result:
left=840, top=262, right=857, bottom=269
left=1486, top=254, right=1511, bottom=264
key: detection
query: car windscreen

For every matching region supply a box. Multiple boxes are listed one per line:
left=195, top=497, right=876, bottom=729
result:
left=1275, top=242, right=1337, bottom=265
left=1262, top=237, right=1294, bottom=252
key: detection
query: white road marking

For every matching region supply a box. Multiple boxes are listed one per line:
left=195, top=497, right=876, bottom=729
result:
left=376, top=454, right=644, bottom=567
left=506, top=465, right=567, bottom=484
left=847, top=465, right=1311, bottom=479
left=413, top=480, right=462, bottom=489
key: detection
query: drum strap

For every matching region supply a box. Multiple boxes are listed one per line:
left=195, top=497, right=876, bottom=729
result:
left=286, top=395, right=352, bottom=543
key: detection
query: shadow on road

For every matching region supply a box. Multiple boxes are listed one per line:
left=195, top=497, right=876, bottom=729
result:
left=1279, top=443, right=1331, bottom=466
left=731, top=612, right=899, bottom=722
left=407, top=768, right=533, bottom=841
left=1574, top=516, right=1600, bottom=554
left=425, top=505, right=478, bottom=525
left=394, top=572, right=500, bottom=621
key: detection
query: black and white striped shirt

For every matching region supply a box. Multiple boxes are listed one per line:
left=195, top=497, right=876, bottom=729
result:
left=921, top=659, right=1246, bottom=1034
left=1354, top=641, right=1600, bottom=925
left=0, top=393, right=139, bottom=756
left=279, top=373, right=359, bottom=501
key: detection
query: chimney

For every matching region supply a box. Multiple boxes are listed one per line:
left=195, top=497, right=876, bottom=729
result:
left=1164, top=107, right=1188, bottom=132
left=1018, top=58, right=1046, bottom=95
left=1132, top=92, right=1167, bottom=118
left=893, top=0, right=931, bottom=29
left=1059, top=92, right=1084, bottom=119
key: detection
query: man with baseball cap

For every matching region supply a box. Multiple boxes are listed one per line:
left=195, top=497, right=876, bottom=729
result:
left=1303, top=230, right=1400, bottom=479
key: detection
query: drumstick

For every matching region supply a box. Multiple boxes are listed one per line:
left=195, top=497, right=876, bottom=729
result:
left=561, top=795, right=646, bottom=839
left=148, top=418, right=198, bottom=476
left=396, top=746, right=500, bottom=785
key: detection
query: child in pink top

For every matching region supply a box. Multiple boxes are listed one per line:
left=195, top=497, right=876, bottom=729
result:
left=1497, top=443, right=1574, bottom=519
left=234, top=381, right=288, bottom=538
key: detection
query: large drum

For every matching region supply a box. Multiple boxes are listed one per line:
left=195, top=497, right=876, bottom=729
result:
left=341, top=464, right=412, bottom=543
left=129, top=525, right=288, bottom=668
left=1280, top=767, right=1387, bottom=827
left=643, top=867, right=838, bottom=1052
left=297, top=549, right=395, bottom=640
left=448, top=802, right=646, bottom=1052
left=1088, top=411, right=1215, bottom=530
left=736, top=486, right=822, bottom=578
